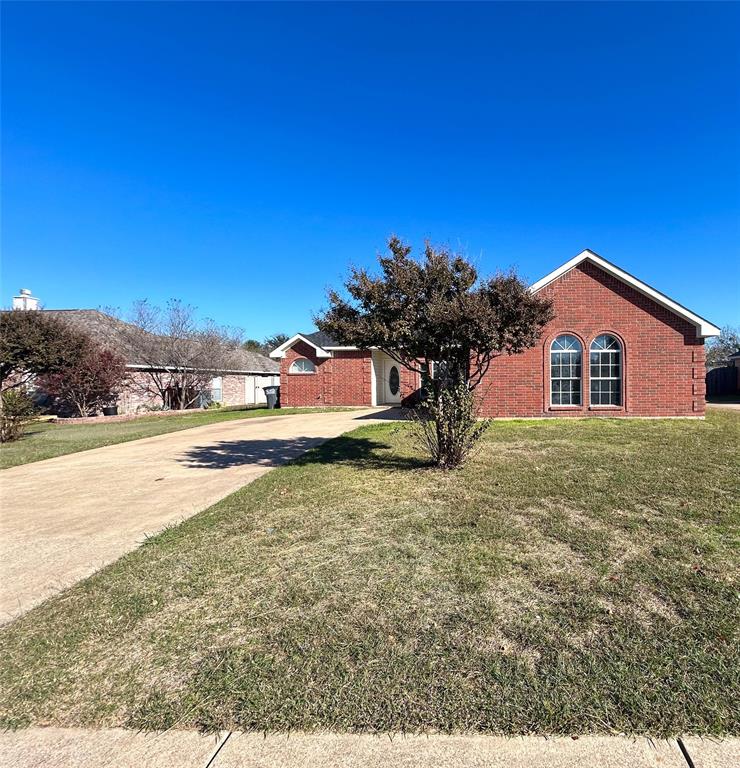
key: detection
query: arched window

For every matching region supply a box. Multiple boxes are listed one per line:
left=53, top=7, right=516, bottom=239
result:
left=551, top=334, right=582, bottom=406
left=289, top=357, right=316, bottom=374
left=590, top=334, right=622, bottom=406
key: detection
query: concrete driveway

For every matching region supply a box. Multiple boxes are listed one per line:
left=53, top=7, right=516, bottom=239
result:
left=0, top=408, right=387, bottom=624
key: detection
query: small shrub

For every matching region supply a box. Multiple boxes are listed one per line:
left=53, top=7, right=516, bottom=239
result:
left=408, top=381, right=490, bottom=468
left=0, top=389, right=37, bottom=443
left=137, top=403, right=165, bottom=413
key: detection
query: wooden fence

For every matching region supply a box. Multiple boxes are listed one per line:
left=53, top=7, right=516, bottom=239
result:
left=706, top=366, right=739, bottom=396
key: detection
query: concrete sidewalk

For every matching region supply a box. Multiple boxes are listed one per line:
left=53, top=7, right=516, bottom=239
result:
left=0, top=408, right=387, bottom=624
left=1, top=729, right=737, bottom=768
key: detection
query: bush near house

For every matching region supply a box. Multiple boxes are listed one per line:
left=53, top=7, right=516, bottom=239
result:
left=0, top=390, right=37, bottom=443
left=39, top=343, right=128, bottom=417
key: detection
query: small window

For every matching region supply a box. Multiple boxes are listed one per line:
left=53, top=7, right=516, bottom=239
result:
left=590, top=334, right=622, bottom=406
left=210, top=376, right=223, bottom=403
left=550, top=334, right=582, bottom=406
left=289, top=358, right=316, bottom=374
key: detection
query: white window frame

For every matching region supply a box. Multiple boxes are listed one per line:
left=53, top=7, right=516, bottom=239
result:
left=550, top=335, right=582, bottom=407
left=289, top=358, right=317, bottom=374
left=589, top=334, right=622, bottom=407
left=210, top=376, right=223, bottom=403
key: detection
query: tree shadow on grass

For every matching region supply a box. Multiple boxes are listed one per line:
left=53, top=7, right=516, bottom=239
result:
left=177, top=434, right=430, bottom=472
left=296, top=434, right=430, bottom=471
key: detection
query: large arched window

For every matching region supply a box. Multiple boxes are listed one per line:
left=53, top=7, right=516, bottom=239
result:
left=550, top=334, right=582, bottom=406
left=590, top=334, right=622, bottom=406
left=289, top=358, right=316, bottom=374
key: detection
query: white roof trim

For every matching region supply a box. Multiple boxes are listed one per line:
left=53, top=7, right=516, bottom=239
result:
left=530, top=249, right=721, bottom=338
left=269, top=333, right=333, bottom=359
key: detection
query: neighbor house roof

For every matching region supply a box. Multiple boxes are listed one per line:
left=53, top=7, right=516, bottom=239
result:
left=271, top=249, right=720, bottom=358
left=41, top=309, right=279, bottom=374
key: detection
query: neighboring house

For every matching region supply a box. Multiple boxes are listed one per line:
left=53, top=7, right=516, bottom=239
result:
left=270, top=250, right=721, bottom=417
left=10, top=292, right=279, bottom=413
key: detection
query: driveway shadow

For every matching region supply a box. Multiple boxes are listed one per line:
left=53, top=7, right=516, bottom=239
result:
left=354, top=407, right=410, bottom=421
left=177, top=436, right=324, bottom=470
left=178, top=434, right=428, bottom=472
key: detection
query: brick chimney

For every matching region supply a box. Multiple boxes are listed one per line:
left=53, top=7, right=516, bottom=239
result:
left=12, top=288, right=40, bottom=311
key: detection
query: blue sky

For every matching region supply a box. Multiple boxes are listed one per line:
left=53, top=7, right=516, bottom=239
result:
left=3, top=1, right=738, bottom=339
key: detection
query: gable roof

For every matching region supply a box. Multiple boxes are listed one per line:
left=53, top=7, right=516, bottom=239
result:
left=269, top=332, right=333, bottom=359
left=270, top=249, right=721, bottom=356
left=529, top=249, right=720, bottom=338
left=41, top=309, right=279, bottom=374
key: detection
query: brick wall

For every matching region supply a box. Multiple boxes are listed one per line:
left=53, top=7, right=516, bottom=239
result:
left=116, top=371, right=163, bottom=413
left=477, top=261, right=705, bottom=417
left=116, top=371, right=257, bottom=413
left=222, top=375, right=246, bottom=407
left=280, top=342, right=372, bottom=406
left=399, top=363, right=420, bottom=405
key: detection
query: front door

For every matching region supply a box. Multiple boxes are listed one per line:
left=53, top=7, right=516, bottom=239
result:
left=383, top=359, right=402, bottom=404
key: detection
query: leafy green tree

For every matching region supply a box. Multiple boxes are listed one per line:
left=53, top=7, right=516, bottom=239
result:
left=706, top=325, right=740, bottom=367
left=0, top=310, right=88, bottom=393
left=244, top=334, right=290, bottom=357
left=317, top=236, right=554, bottom=467
left=263, top=333, right=289, bottom=354
left=242, top=339, right=265, bottom=354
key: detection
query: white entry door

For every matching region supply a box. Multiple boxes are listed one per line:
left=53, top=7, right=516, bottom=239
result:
left=383, top=358, right=402, bottom=404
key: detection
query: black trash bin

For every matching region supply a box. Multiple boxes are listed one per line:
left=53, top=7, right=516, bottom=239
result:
left=263, top=385, right=280, bottom=410
left=102, top=405, right=118, bottom=417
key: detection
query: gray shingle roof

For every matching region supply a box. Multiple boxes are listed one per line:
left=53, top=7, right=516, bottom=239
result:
left=303, top=330, right=340, bottom=348
left=41, top=309, right=279, bottom=374
left=230, top=347, right=280, bottom=374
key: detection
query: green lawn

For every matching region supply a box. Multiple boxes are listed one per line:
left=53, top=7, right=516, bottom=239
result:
left=0, top=407, right=358, bottom=469
left=1, top=412, right=738, bottom=735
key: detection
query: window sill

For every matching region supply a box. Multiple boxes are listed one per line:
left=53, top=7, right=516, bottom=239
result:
left=588, top=405, right=624, bottom=410
left=548, top=405, right=583, bottom=411
left=287, top=372, right=316, bottom=376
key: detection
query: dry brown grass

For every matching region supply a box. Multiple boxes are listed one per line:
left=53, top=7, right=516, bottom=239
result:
left=0, top=411, right=738, bottom=735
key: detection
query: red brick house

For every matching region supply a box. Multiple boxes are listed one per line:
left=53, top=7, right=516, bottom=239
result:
left=270, top=250, right=720, bottom=417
